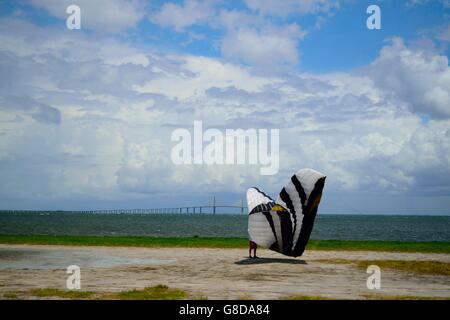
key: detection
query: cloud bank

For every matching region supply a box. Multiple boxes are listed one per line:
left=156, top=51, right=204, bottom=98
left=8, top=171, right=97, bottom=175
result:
left=0, top=1, right=449, bottom=213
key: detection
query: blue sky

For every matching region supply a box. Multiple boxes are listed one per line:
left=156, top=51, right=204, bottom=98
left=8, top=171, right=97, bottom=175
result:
left=2, top=0, right=448, bottom=71
left=0, top=0, right=449, bottom=214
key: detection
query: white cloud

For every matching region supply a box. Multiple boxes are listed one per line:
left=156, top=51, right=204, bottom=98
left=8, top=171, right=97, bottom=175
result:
left=106, top=54, right=150, bottom=67
left=149, top=2, right=311, bottom=68
left=215, top=9, right=264, bottom=30
left=29, top=0, right=145, bottom=33
left=406, top=0, right=430, bottom=6
left=149, top=0, right=216, bottom=32
left=406, top=0, right=450, bottom=7
left=406, top=0, right=450, bottom=8
left=1, top=17, right=450, bottom=210
left=133, top=55, right=280, bottom=99
left=366, top=37, right=450, bottom=119
left=221, top=24, right=306, bottom=67
left=244, top=0, right=340, bottom=16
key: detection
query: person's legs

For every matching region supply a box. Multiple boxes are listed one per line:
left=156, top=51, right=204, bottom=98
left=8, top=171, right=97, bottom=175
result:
left=249, top=241, right=258, bottom=258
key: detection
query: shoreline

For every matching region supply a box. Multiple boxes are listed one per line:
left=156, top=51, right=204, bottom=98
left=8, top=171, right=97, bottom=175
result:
left=0, top=235, right=449, bottom=253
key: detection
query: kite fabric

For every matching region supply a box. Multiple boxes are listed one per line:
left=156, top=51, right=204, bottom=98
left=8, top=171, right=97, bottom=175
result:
left=247, top=168, right=326, bottom=257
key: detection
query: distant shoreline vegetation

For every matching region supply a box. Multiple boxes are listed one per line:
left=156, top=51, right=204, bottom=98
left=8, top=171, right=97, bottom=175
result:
left=0, top=235, right=449, bottom=253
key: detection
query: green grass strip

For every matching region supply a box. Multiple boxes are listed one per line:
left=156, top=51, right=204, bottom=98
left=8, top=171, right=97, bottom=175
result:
left=25, top=285, right=188, bottom=300
left=0, top=235, right=248, bottom=248
left=0, top=235, right=449, bottom=253
left=30, top=288, right=96, bottom=299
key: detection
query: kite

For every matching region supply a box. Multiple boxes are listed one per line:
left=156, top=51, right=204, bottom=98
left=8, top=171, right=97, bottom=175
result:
left=247, top=168, right=326, bottom=257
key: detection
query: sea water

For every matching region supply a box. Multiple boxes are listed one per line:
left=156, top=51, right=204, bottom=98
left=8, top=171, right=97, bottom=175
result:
left=0, top=212, right=449, bottom=241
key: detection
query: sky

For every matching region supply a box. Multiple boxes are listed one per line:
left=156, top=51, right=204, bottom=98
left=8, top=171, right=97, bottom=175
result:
left=0, top=0, right=449, bottom=214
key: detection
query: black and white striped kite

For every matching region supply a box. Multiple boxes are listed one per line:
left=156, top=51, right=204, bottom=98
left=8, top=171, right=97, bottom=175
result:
left=247, top=169, right=326, bottom=257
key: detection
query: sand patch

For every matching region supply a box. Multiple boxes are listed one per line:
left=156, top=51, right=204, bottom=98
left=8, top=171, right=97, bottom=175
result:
left=0, top=244, right=449, bottom=300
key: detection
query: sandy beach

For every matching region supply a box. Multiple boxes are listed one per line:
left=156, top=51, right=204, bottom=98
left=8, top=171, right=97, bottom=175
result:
left=0, top=244, right=449, bottom=300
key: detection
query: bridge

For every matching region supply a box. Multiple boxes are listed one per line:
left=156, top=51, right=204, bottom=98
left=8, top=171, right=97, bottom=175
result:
left=77, top=205, right=246, bottom=214
left=1, top=197, right=249, bottom=215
